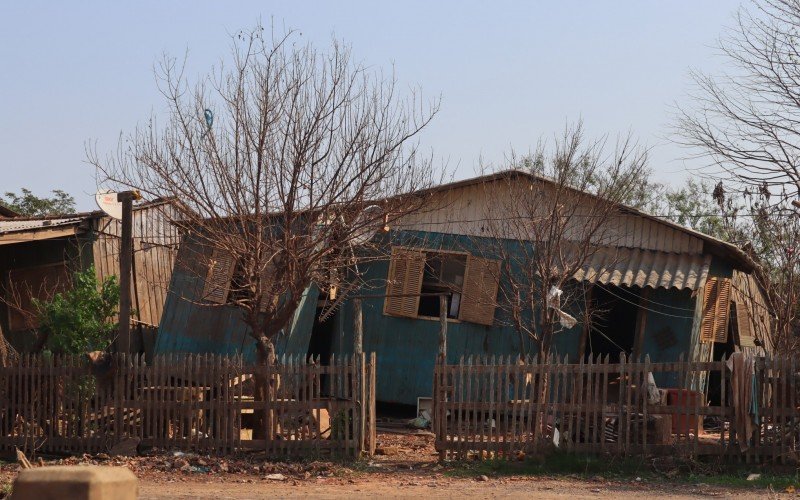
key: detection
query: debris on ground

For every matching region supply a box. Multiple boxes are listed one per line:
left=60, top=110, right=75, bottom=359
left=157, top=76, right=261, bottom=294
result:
left=15, top=449, right=32, bottom=469
left=110, top=437, right=141, bottom=457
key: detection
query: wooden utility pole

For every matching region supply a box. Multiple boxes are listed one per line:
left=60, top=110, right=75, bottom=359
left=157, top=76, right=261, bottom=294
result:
left=116, top=191, right=140, bottom=354
left=438, top=295, right=447, bottom=363
left=353, top=298, right=363, bottom=355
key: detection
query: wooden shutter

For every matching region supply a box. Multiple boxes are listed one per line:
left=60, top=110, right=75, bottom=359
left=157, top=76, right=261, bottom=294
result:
left=459, top=255, right=501, bottom=326
left=202, top=248, right=236, bottom=304
left=700, top=277, right=732, bottom=343
left=383, top=247, right=425, bottom=318
left=734, top=300, right=756, bottom=347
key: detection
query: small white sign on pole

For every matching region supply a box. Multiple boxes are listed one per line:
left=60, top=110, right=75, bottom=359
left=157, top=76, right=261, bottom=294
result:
left=95, top=190, right=123, bottom=220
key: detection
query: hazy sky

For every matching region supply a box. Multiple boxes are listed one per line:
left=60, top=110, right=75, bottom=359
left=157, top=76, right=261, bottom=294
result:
left=0, top=1, right=743, bottom=210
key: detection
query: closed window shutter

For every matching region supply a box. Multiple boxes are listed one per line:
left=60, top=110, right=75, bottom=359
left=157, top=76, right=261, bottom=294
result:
left=383, top=247, right=425, bottom=318
left=735, top=300, right=756, bottom=347
left=458, top=255, right=501, bottom=326
left=202, top=248, right=236, bottom=304
left=700, top=277, right=732, bottom=343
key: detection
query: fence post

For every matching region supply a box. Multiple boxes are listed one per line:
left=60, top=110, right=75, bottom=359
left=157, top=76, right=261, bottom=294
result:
left=434, top=295, right=447, bottom=460
left=351, top=299, right=366, bottom=455
left=353, top=298, right=363, bottom=356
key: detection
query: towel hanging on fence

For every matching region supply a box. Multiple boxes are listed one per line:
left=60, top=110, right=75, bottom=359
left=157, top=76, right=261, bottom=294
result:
left=726, top=352, right=755, bottom=452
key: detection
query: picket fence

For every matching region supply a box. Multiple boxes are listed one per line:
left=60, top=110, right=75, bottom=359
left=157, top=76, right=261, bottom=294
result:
left=433, top=354, right=799, bottom=463
left=0, top=353, right=376, bottom=457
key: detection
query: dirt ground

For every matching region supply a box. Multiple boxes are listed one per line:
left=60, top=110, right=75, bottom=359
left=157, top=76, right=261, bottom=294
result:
left=1, top=432, right=792, bottom=498
left=137, top=476, right=761, bottom=499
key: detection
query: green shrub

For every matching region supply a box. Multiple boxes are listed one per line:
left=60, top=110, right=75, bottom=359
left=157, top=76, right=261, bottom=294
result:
left=34, top=265, right=120, bottom=354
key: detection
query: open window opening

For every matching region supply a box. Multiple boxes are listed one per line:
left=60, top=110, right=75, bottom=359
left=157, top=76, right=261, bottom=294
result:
left=383, top=246, right=500, bottom=325
left=417, top=252, right=466, bottom=319
left=584, top=284, right=639, bottom=363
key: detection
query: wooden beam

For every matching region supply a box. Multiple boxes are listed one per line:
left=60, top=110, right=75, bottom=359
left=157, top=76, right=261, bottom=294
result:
left=0, top=226, right=80, bottom=245
left=632, top=287, right=650, bottom=360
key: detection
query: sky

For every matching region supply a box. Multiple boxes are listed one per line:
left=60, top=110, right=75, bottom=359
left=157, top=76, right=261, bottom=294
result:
left=0, top=1, right=744, bottom=211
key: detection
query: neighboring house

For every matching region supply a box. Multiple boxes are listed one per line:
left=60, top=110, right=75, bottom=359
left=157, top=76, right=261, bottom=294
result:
left=154, top=171, right=773, bottom=405
left=0, top=200, right=180, bottom=354
left=0, top=205, right=18, bottom=219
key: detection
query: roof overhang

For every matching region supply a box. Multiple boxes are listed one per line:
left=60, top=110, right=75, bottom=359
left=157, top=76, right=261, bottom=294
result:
left=573, top=247, right=711, bottom=291
left=0, top=218, right=86, bottom=245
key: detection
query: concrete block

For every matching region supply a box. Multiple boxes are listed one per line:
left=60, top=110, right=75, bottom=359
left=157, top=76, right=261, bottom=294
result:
left=12, top=466, right=137, bottom=500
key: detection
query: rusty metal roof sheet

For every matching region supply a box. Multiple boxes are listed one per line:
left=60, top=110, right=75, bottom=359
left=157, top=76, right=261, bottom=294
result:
left=0, top=217, right=84, bottom=234
left=573, top=247, right=711, bottom=290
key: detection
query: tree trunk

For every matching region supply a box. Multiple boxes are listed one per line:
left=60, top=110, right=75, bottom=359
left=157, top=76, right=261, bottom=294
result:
left=253, top=335, right=277, bottom=440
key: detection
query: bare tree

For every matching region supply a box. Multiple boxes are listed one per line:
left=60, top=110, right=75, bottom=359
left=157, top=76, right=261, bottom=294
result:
left=480, top=123, right=649, bottom=360
left=90, top=26, right=440, bottom=367
left=678, top=0, right=800, bottom=351
left=678, top=0, right=800, bottom=204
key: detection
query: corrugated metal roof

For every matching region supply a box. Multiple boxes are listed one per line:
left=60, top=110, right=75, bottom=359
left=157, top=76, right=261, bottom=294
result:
left=0, top=217, right=84, bottom=234
left=573, top=247, right=711, bottom=290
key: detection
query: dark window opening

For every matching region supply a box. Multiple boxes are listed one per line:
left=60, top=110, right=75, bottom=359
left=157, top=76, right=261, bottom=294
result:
left=227, top=260, right=254, bottom=305
left=417, top=252, right=466, bottom=319
left=585, top=285, right=639, bottom=363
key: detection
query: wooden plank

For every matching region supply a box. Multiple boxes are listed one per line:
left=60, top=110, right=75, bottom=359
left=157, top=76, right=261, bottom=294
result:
left=462, top=356, right=470, bottom=460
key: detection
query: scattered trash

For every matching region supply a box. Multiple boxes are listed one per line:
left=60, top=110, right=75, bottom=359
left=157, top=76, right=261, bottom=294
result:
left=477, top=475, right=489, bottom=482
left=409, top=416, right=430, bottom=429
left=265, top=473, right=287, bottom=481
left=172, top=458, right=190, bottom=470
left=746, top=473, right=761, bottom=481
left=375, top=446, right=400, bottom=456
left=110, top=437, right=141, bottom=457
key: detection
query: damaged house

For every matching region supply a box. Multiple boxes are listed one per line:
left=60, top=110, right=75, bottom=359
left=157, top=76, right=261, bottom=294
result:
left=154, top=171, right=773, bottom=406
left=0, top=200, right=180, bottom=356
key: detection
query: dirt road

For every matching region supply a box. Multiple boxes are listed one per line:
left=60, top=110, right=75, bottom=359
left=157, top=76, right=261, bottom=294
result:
left=138, top=475, right=760, bottom=499
left=1, top=432, right=787, bottom=498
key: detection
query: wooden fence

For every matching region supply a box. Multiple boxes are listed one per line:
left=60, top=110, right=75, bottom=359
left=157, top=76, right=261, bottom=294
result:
left=433, top=354, right=799, bottom=463
left=0, top=353, right=376, bottom=458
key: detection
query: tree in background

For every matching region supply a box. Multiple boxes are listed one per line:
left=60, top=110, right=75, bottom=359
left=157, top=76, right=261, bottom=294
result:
left=480, top=122, right=649, bottom=359
left=34, top=266, right=120, bottom=355
left=677, top=0, right=800, bottom=351
left=0, top=188, right=75, bottom=217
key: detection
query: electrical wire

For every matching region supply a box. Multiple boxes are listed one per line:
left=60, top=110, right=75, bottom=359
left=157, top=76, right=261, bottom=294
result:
left=587, top=323, right=629, bottom=353
left=611, top=283, right=698, bottom=312
left=598, top=285, right=696, bottom=319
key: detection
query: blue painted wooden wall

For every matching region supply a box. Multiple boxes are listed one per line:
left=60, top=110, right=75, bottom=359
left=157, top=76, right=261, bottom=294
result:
left=153, top=229, right=742, bottom=405
left=154, top=239, right=319, bottom=362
